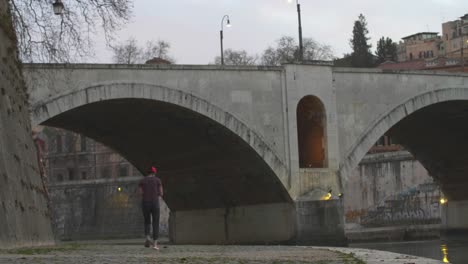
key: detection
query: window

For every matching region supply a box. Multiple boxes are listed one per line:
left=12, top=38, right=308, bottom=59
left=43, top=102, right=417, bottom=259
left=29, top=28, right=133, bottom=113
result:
left=65, top=134, right=74, bottom=152
left=119, top=164, right=129, bottom=177
left=68, top=168, right=75, bottom=181
left=388, top=136, right=397, bottom=145
left=80, top=135, right=87, bottom=151
left=57, top=173, right=63, bottom=182
left=56, top=135, right=62, bottom=153
left=101, top=167, right=111, bottom=179
left=297, top=96, right=327, bottom=168
left=375, top=137, right=385, bottom=146
left=81, top=171, right=87, bottom=180
left=409, top=53, right=413, bottom=60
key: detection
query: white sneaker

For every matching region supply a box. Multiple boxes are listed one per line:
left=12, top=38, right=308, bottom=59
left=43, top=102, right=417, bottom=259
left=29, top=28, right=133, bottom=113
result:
left=153, top=241, right=159, bottom=250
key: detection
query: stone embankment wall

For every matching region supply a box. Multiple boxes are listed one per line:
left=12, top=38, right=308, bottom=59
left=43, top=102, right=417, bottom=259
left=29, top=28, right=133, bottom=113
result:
left=344, top=151, right=441, bottom=229
left=49, top=177, right=170, bottom=240
left=0, top=0, right=54, bottom=248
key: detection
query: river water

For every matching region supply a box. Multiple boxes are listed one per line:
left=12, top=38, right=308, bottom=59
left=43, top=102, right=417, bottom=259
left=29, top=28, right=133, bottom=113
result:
left=351, top=236, right=468, bottom=264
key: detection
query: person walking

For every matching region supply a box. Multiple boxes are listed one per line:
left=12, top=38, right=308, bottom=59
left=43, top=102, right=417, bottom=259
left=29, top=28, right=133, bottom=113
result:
left=138, top=166, right=163, bottom=250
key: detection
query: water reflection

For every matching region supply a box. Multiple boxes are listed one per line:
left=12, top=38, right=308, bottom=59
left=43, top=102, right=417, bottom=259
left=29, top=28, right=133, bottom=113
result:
left=441, top=244, right=449, bottom=263
left=351, top=236, right=468, bottom=264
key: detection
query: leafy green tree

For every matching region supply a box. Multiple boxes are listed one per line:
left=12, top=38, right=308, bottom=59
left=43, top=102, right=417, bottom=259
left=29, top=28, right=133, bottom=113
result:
left=350, top=14, right=374, bottom=67
left=375, top=37, right=397, bottom=64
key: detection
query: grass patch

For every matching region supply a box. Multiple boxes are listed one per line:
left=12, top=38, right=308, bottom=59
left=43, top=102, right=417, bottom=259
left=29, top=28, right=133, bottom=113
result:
left=338, top=252, right=366, bottom=264
left=6, top=243, right=84, bottom=255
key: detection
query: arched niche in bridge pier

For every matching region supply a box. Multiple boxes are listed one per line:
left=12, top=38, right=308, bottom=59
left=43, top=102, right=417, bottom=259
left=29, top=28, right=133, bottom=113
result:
left=296, top=95, right=327, bottom=168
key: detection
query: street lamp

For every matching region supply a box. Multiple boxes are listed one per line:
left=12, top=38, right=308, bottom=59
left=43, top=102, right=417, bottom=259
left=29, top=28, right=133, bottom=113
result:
left=52, top=0, right=64, bottom=15
left=220, top=15, right=232, bottom=65
left=288, top=0, right=303, bottom=62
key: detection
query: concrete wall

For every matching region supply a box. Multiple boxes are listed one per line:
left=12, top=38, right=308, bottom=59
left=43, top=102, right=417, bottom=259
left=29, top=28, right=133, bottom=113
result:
left=0, top=0, right=54, bottom=248
left=344, top=151, right=441, bottom=228
left=441, top=200, right=468, bottom=230
left=295, top=199, right=347, bottom=246
left=49, top=177, right=169, bottom=240
left=169, top=203, right=296, bottom=244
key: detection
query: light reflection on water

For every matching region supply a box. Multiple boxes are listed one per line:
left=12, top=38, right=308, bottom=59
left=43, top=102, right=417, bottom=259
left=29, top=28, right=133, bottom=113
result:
left=350, top=237, right=468, bottom=264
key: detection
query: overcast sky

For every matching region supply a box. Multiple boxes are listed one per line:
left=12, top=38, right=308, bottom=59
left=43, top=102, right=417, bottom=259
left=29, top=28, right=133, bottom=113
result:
left=93, top=0, right=468, bottom=64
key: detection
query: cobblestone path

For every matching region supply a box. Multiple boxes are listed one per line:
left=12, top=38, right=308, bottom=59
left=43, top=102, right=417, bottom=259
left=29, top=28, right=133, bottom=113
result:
left=0, top=241, right=364, bottom=264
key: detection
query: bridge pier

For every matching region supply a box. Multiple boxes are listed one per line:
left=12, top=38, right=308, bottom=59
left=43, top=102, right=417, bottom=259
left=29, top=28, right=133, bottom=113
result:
left=441, top=200, right=468, bottom=233
left=168, top=200, right=346, bottom=245
left=295, top=199, right=347, bottom=246
left=169, top=203, right=295, bottom=244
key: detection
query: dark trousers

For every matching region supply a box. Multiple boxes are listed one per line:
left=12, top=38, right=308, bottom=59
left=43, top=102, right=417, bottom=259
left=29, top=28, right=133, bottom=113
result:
left=142, top=201, right=160, bottom=240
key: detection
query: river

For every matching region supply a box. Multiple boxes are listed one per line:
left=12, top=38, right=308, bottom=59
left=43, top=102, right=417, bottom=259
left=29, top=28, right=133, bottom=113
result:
left=351, top=236, right=468, bottom=264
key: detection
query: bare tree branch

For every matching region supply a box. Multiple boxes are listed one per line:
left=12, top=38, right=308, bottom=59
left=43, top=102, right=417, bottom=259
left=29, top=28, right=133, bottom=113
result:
left=111, top=38, right=174, bottom=64
left=214, top=49, right=257, bottom=65
left=261, top=36, right=335, bottom=65
left=9, top=0, right=133, bottom=63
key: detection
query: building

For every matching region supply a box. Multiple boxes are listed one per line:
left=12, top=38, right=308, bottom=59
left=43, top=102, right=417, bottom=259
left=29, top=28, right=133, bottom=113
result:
left=36, top=127, right=169, bottom=240
left=382, top=14, right=468, bottom=73
left=397, top=32, right=442, bottom=62
left=442, top=14, right=468, bottom=60
left=40, top=127, right=142, bottom=183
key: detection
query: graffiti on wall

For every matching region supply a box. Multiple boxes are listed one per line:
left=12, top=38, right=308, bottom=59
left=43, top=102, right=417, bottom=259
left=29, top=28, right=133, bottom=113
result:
left=346, top=183, right=441, bottom=227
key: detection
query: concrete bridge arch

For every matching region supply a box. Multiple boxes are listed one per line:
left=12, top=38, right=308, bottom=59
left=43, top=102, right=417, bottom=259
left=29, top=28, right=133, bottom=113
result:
left=31, top=82, right=292, bottom=210
left=340, top=87, right=468, bottom=202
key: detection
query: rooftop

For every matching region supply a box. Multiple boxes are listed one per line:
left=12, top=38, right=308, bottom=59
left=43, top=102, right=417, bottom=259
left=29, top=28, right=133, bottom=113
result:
left=402, top=32, right=439, bottom=40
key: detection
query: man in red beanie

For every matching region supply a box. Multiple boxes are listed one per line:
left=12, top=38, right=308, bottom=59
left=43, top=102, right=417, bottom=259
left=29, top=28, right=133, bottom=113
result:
left=138, top=166, right=163, bottom=249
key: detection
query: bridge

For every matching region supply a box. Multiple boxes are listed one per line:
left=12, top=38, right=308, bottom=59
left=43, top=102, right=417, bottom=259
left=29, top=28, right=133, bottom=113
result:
left=24, top=63, right=468, bottom=244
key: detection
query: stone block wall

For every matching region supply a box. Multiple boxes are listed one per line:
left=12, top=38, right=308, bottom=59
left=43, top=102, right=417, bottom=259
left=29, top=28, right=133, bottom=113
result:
left=295, top=199, right=347, bottom=246
left=344, top=151, right=441, bottom=228
left=0, top=0, right=54, bottom=248
left=49, top=178, right=170, bottom=240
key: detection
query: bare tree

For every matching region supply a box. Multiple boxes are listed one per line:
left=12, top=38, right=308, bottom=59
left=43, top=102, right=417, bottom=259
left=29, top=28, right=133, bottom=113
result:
left=213, top=49, right=257, bottom=65
left=261, top=36, right=334, bottom=66
left=9, top=0, right=133, bottom=63
left=112, top=38, right=141, bottom=64
left=142, top=40, right=173, bottom=62
left=112, top=38, right=174, bottom=64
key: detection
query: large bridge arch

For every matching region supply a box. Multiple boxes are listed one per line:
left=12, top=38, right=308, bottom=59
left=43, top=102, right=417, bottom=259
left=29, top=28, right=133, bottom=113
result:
left=339, top=87, right=468, bottom=201
left=31, top=82, right=292, bottom=212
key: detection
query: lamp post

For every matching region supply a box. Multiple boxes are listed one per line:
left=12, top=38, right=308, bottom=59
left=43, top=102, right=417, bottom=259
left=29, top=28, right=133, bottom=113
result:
left=288, top=0, right=303, bottom=61
left=220, top=15, right=231, bottom=65
left=52, top=0, right=64, bottom=15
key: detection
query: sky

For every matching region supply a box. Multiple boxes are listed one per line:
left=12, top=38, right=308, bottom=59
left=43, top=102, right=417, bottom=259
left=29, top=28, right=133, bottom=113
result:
left=93, top=0, right=468, bottom=64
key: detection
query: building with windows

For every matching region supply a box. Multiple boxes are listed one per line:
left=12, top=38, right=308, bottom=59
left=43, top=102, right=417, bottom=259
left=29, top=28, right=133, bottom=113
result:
left=397, top=32, right=442, bottom=62
left=442, top=14, right=468, bottom=60
left=382, top=14, right=468, bottom=73
left=40, top=127, right=142, bottom=183
left=35, top=127, right=169, bottom=240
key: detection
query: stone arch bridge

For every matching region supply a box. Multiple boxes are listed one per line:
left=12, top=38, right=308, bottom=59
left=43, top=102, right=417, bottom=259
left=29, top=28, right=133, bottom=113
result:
left=23, top=63, right=468, bottom=245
